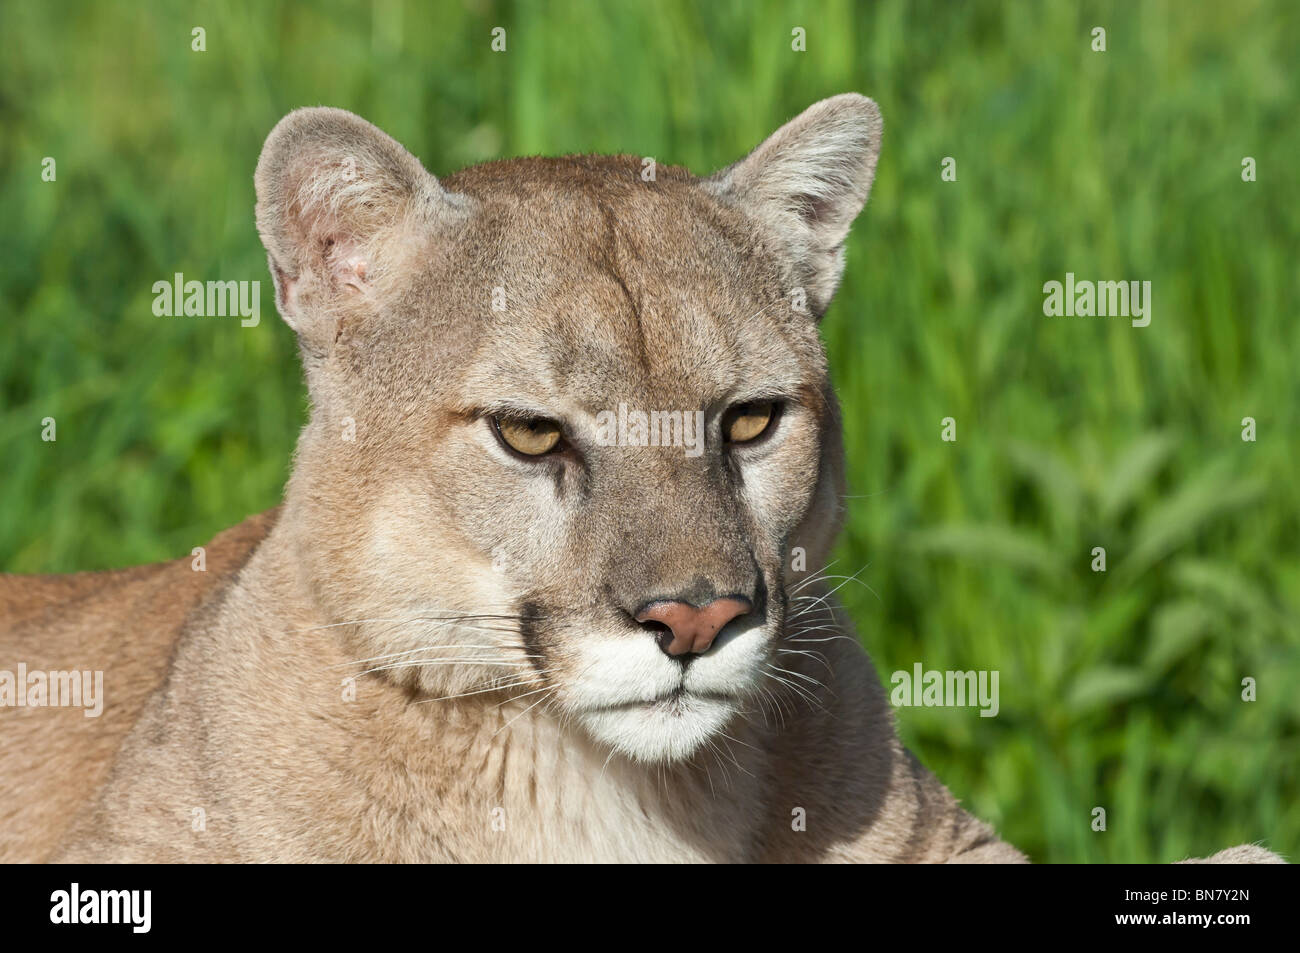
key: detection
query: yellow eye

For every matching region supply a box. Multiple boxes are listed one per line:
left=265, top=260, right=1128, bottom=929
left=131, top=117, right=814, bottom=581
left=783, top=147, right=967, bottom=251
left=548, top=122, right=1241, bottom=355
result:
left=723, top=401, right=777, bottom=444
left=494, top=417, right=563, bottom=457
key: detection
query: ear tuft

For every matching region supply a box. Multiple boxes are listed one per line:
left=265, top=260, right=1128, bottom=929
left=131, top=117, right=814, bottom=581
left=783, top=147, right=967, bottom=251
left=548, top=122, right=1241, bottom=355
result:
left=706, top=94, right=883, bottom=316
left=254, top=107, right=467, bottom=343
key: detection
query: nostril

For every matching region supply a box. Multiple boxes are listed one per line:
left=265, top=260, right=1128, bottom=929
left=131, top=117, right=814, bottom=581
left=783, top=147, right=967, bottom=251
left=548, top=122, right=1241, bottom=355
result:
left=634, top=602, right=695, bottom=657
left=635, top=595, right=753, bottom=658
left=639, top=619, right=675, bottom=654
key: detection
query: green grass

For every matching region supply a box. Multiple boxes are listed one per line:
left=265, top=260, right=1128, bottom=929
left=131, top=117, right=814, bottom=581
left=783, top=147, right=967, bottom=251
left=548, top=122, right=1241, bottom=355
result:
left=2, top=0, right=1296, bottom=862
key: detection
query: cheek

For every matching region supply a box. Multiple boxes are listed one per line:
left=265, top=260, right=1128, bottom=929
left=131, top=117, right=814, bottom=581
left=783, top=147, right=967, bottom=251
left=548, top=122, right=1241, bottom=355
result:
left=358, top=492, right=526, bottom=656
left=738, top=424, right=822, bottom=542
left=363, top=482, right=486, bottom=596
left=438, top=451, right=578, bottom=588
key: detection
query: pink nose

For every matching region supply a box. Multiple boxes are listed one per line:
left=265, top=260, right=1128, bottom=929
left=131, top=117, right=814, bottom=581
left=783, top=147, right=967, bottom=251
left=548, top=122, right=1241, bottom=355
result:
left=635, top=597, right=753, bottom=656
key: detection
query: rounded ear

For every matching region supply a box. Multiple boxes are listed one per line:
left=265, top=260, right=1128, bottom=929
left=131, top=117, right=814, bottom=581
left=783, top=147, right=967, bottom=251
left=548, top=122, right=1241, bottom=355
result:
left=254, top=107, right=470, bottom=345
left=705, top=94, right=883, bottom=317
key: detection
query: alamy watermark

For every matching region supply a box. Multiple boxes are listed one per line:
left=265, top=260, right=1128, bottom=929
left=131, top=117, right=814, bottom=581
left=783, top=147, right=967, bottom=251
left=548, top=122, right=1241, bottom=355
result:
left=0, top=663, right=104, bottom=717
left=152, top=272, right=260, bottom=327
left=1043, top=272, right=1151, bottom=327
left=890, top=663, right=999, bottom=717
left=50, top=883, right=150, bottom=933
left=594, top=403, right=705, bottom=457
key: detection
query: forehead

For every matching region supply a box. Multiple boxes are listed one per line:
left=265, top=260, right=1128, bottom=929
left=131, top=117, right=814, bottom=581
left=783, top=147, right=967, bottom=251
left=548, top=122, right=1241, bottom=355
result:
left=441, top=157, right=819, bottom=410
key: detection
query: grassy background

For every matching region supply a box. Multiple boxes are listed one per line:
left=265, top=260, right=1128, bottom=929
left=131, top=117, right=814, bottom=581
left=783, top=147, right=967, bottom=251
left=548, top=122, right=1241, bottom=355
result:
left=2, top=0, right=1296, bottom=862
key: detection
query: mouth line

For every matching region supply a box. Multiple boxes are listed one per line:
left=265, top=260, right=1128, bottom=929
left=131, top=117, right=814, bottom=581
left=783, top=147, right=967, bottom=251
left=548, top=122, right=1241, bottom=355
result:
left=592, top=687, right=736, bottom=713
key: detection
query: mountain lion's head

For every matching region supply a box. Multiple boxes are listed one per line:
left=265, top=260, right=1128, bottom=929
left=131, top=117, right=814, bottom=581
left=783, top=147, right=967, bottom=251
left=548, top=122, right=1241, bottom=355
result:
left=255, top=95, right=882, bottom=762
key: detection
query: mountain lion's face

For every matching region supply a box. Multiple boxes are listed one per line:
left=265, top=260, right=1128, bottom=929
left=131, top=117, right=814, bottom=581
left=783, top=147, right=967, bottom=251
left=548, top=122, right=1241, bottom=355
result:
left=255, top=96, right=881, bottom=761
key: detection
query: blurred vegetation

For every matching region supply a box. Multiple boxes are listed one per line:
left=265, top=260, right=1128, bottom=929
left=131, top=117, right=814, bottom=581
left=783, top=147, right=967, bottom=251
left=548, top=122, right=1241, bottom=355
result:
left=1, top=0, right=1296, bottom=862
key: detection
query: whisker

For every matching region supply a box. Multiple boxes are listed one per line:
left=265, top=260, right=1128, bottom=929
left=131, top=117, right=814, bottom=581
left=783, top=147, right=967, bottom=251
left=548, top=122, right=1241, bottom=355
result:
left=785, top=623, right=843, bottom=638
left=788, top=559, right=840, bottom=593
left=776, top=647, right=833, bottom=675
left=412, top=677, right=545, bottom=705
left=354, top=659, right=533, bottom=678
left=770, top=663, right=823, bottom=688
left=492, top=683, right=554, bottom=709
left=763, top=668, right=824, bottom=711
left=493, top=692, right=553, bottom=737
left=332, top=644, right=536, bottom=669
left=292, top=612, right=528, bottom=634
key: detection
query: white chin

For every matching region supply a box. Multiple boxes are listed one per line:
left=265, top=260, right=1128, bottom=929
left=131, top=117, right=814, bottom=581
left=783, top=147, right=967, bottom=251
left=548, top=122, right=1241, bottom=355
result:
left=576, top=694, right=737, bottom=763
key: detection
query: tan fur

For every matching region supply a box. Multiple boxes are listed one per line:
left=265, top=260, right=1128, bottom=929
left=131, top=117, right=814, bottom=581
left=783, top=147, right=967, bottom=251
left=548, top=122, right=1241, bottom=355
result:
left=0, top=97, right=1280, bottom=863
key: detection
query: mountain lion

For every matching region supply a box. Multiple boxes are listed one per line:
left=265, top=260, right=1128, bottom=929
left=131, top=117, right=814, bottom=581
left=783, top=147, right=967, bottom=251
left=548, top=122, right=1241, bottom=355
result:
left=0, top=95, right=1280, bottom=863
